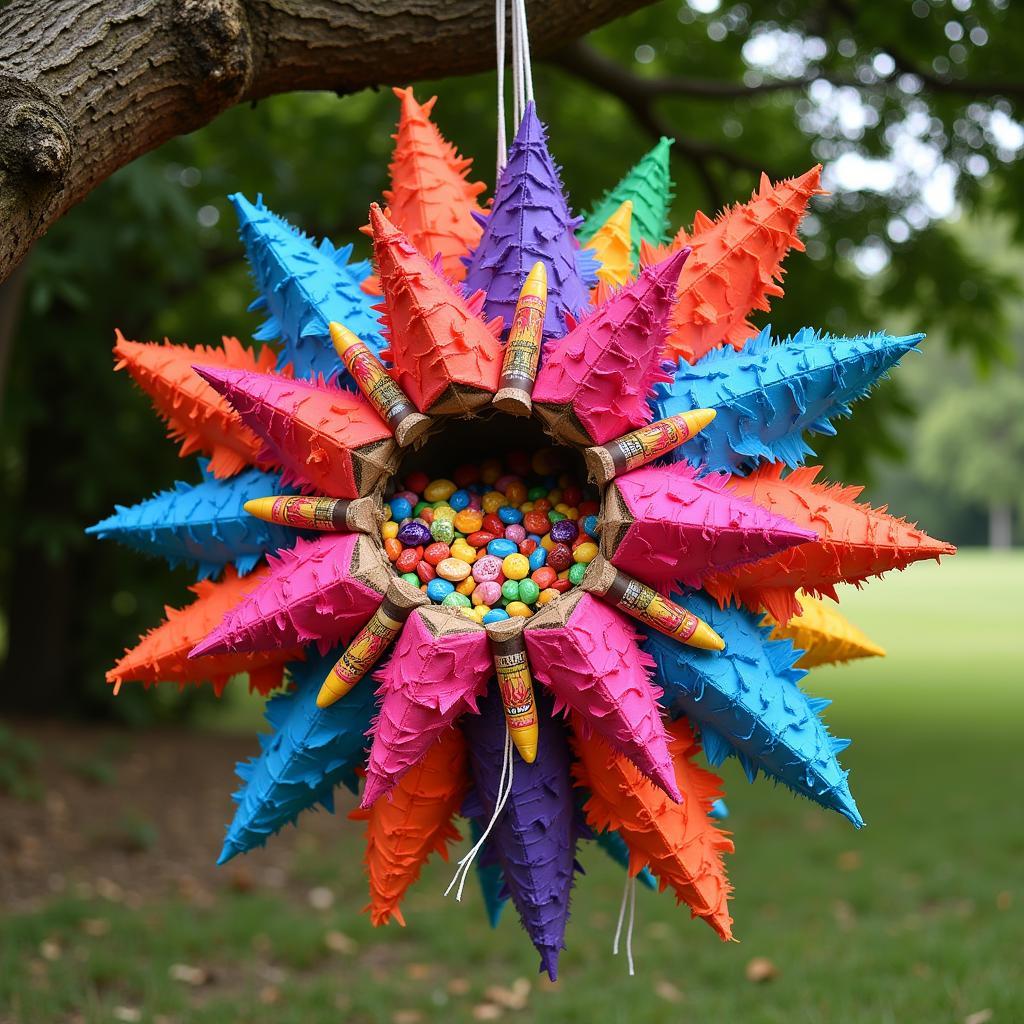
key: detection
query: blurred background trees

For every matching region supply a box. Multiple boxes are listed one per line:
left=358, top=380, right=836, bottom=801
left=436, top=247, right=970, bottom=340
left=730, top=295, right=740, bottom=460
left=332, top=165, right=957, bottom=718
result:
left=1, top=0, right=1021, bottom=717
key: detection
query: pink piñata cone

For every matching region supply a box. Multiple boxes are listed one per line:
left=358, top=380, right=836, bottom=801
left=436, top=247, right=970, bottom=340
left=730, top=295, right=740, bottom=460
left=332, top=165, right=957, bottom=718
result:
left=193, top=365, right=397, bottom=498
left=603, top=461, right=815, bottom=589
left=361, top=607, right=492, bottom=809
left=524, top=590, right=681, bottom=802
left=190, top=533, right=389, bottom=658
left=532, top=247, right=687, bottom=446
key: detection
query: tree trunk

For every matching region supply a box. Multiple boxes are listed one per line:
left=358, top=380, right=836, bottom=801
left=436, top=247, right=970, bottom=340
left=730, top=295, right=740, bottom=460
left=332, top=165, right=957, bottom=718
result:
left=988, top=502, right=1013, bottom=550
left=0, top=0, right=656, bottom=285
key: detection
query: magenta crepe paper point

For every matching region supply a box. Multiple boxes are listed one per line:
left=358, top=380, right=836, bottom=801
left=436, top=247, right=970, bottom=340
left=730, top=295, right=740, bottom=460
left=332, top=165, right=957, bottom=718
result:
left=361, top=609, right=493, bottom=809
left=607, top=461, right=816, bottom=589
left=532, top=247, right=687, bottom=445
left=525, top=592, right=682, bottom=803
left=189, top=533, right=383, bottom=659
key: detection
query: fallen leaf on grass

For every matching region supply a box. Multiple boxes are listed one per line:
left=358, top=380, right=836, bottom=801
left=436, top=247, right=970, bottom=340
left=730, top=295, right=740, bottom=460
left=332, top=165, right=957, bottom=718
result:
left=485, top=978, right=530, bottom=1010
left=655, top=980, right=683, bottom=1003
left=472, top=1006, right=502, bottom=1021
left=324, top=930, right=356, bottom=955
left=448, top=978, right=472, bottom=995
left=113, top=1009, right=141, bottom=1023
left=964, top=1011, right=993, bottom=1024
left=307, top=886, right=335, bottom=910
left=169, top=963, right=209, bottom=986
left=745, top=957, right=779, bottom=983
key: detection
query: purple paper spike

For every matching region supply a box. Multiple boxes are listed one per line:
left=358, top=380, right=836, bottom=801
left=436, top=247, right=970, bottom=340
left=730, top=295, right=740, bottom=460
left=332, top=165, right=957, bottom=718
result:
left=461, top=686, right=581, bottom=981
left=463, top=102, right=596, bottom=337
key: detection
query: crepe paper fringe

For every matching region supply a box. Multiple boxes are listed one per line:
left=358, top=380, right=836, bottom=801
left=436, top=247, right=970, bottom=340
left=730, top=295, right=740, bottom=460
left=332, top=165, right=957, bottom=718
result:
left=350, top=729, right=470, bottom=927
left=217, top=647, right=377, bottom=864
left=705, top=463, right=957, bottom=622
left=370, top=204, right=504, bottom=412
left=647, top=166, right=822, bottom=364
left=462, top=686, right=583, bottom=981
left=463, top=102, right=598, bottom=337
left=525, top=592, right=681, bottom=801
left=651, top=326, right=923, bottom=476
left=532, top=248, right=686, bottom=445
left=572, top=716, right=734, bottom=940
left=189, top=533, right=384, bottom=658
left=762, top=592, right=887, bottom=669
left=87, top=460, right=297, bottom=580
left=361, top=608, right=493, bottom=809
left=193, top=364, right=394, bottom=499
left=642, top=591, right=863, bottom=827
left=231, top=193, right=385, bottom=382
left=113, top=331, right=273, bottom=478
left=606, top=460, right=815, bottom=590
left=592, top=825, right=657, bottom=891
left=367, top=87, right=487, bottom=286
left=106, top=566, right=299, bottom=695
left=580, top=136, right=674, bottom=257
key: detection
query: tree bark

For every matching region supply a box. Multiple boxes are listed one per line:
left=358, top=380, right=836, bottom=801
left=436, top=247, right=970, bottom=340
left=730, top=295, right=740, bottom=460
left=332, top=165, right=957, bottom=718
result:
left=0, top=0, right=656, bottom=284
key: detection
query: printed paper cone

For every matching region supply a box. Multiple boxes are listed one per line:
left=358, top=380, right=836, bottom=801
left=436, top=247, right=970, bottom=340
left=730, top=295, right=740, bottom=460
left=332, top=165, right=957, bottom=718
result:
left=462, top=686, right=581, bottom=981
left=587, top=200, right=634, bottom=289
left=603, top=460, right=815, bottom=589
left=350, top=729, right=470, bottom=926
left=525, top=590, right=681, bottom=802
left=361, top=606, right=492, bottom=808
left=572, top=717, right=734, bottom=939
left=231, top=193, right=385, bottom=382
left=218, top=647, right=377, bottom=863
left=107, top=566, right=299, bottom=695
left=463, top=102, right=597, bottom=336
left=532, top=248, right=686, bottom=446
left=113, top=332, right=273, bottom=478
left=189, top=533, right=389, bottom=658
left=370, top=204, right=503, bottom=414
left=651, top=327, right=922, bottom=476
left=705, top=463, right=957, bottom=622
left=643, top=591, right=862, bottom=826
left=194, top=364, right=397, bottom=498
left=762, top=592, right=886, bottom=668
left=87, top=460, right=298, bottom=580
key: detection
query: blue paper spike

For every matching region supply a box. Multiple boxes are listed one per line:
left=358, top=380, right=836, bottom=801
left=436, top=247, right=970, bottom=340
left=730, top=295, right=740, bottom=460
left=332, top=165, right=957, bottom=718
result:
left=650, top=327, right=922, bottom=476
left=709, top=799, right=729, bottom=820
left=217, top=647, right=377, bottom=864
left=642, top=591, right=863, bottom=827
left=86, top=461, right=299, bottom=580
left=230, top=193, right=386, bottom=381
left=593, top=828, right=657, bottom=891
left=468, top=818, right=509, bottom=928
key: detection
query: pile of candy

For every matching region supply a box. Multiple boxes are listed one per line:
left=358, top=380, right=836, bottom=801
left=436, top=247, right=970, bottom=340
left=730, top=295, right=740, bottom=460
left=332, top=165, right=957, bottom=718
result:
left=381, top=449, right=601, bottom=622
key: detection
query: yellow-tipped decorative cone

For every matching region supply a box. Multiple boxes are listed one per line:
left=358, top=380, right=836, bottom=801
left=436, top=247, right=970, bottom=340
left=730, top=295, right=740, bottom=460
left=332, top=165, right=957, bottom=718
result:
left=588, top=199, right=635, bottom=289
left=763, top=592, right=886, bottom=668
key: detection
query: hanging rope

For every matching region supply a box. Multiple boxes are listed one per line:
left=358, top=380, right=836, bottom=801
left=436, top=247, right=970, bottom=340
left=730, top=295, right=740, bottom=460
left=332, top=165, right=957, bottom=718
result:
left=495, top=0, right=507, bottom=172
left=496, top=0, right=536, bottom=174
left=612, top=874, right=638, bottom=976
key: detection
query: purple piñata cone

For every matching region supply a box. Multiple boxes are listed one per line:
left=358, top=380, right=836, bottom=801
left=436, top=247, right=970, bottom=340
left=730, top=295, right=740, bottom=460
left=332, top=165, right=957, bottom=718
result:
left=462, top=686, right=580, bottom=981
left=189, top=533, right=388, bottom=658
left=524, top=591, right=681, bottom=802
left=463, top=102, right=596, bottom=337
left=603, top=461, right=816, bottom=589
left=531, top=248, right=688, bottom=446
left=361, top=607, right=492, bottom=809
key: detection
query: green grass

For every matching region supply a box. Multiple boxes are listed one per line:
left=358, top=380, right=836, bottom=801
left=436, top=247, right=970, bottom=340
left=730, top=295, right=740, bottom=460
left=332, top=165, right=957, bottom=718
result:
left=2, top=551, right=1022, bottom=1023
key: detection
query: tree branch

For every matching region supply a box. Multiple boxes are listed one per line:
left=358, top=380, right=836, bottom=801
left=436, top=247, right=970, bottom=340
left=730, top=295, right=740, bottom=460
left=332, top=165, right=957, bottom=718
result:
left=0, top=0, right=658, bottom=283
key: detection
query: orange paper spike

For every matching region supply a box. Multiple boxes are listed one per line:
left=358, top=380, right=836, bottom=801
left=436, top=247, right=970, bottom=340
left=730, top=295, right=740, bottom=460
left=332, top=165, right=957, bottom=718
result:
left=106, top=566, right=301, bottom=696
left=652, top=166, right=823, bottom=364
left=350, top=729, right=470, bottom=927
left=113, top=331, right=274, bottom=478
left=572, top=716, right=734, bottom=940
left=369, top=204, right=504, bottom=415
left=704, top=463, right=957, bottom=623
left=762, top=592, right=886, bottom=669
left=363, top=87, right=487, bottom=288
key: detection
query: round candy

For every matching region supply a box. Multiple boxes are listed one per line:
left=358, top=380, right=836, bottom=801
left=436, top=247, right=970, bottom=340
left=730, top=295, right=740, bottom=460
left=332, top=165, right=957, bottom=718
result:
left=523, top=511, right=550, bottom=535
left=397, top=521, right=431, bottom=547
left=436, top=557, right=472, bottom=582
left=472, top=555, right=503, bottom=584
left=568, top=562, right=588, bottom=585
left=501, top=579, right=521, bottom=602
left=562, top=486, right=582, bottom=507
left=430, top=517, right=455, bottom=544
left=536, top=587, right=559, bottom=605
left=528, top=547, right=547, bottom=572
left=416, top=561, right=436, bottom=583
left=404, top=471, right=430, bottom=494
left=480, top=492, right=504, bottom=514
left=424, top=542, right=450, bottom=566
left=548, top=511, right=566, bottom=524
left=518, top=578, right=541, bottom=605
left=449, top=489, right=471, bottom=511
left=426, top=578, right=455, bottom=602
left=482, top=609, right=510, bottom=624
left=432, top=505, right=456, bottom=523
left=450, top=539, right=478, bottom=563
left=573, top=542, right=599, bottom=564
left=582, top=515, right=599, bottom=539
left=497, top=505, right=523, bottom=525
left=472, top=581, right=502, bottom=606
left=506, top=601, right=532, bottom=618
left=384, top=538, right=403, bottom=562
left=579, top=500, right=600, bottom=517
left=395, top=548, right=420, bottom=574
left=466, top=531, right=497, bottom=549
left=546, top=543, right=573, bottom=573
left=420, top=508, right=435, bottom=525
left=504, top=524, right=526, bottom=544
left=453, top=509, right=483, bottom=534
left=531, top=566, right=556, bottom=590
left=454, top=464, right=480, bottom=488
left=413, top=501, right=431, bottom=517
left=400, top=572, right=420, bottom=587
left=482, top=513, right=505, bottom=536
left=549, top=518, right=579, bottom=544
left=442, top=591, right=471, bottom=608
left=501, top=553, right=530, bottom=581
left=480, top=458, right=502, bottom=484
left=381, top=520, right=399, bottom=541
left=425, top=479, right=457, bottom=503
left=550, top=577, right=573, bottom=593
left=487, top=538, right=518, bottom=559
left=518, top=538, right=537, bottom=556
left=389, top=497, right=413, bottom=521
left=456, top=576, right=477, bottom=596
left=527, top=485, right=547, bottom=501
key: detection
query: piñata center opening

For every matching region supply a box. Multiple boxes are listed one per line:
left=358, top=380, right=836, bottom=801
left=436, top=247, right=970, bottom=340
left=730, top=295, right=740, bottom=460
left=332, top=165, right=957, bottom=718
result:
left=382, top=414, right=599, bottom=621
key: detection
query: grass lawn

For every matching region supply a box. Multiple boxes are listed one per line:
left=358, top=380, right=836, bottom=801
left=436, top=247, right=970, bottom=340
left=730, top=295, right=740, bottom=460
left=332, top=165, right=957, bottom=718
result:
left=2, top=551, right=1021, bottom=1024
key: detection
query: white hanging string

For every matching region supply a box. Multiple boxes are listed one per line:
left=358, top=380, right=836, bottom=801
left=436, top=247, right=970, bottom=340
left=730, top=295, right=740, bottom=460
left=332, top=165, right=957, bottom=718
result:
left=612, top=874, right=638, bottom=976
left=495, top=0, right=507, bottom=172
left=445, top=725, right=515, bottom=902
left=514, top=0, right=535, bottom=107
left=496, top=0, right=536, bottom=174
